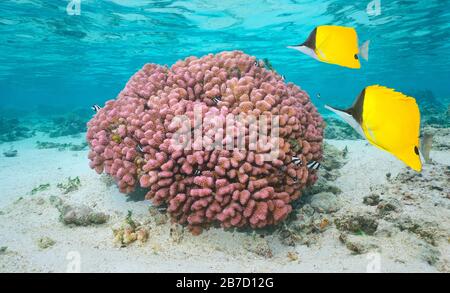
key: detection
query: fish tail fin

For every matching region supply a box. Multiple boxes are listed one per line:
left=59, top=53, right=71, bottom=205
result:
left=359, top=40, right=370, bottom=61
left=418, top=149, right=425, bottom=166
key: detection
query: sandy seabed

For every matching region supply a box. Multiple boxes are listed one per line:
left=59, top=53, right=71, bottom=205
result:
left=0, top=131, right=448, bottom=273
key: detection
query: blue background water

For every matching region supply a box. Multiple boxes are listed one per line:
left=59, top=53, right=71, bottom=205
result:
left=1, top=0, right=449, bottom=113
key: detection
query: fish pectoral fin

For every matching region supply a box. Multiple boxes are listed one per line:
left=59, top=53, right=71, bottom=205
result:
left=359, top=40, right=370, bottom=61
left=317, top=48, right=326, bottom=59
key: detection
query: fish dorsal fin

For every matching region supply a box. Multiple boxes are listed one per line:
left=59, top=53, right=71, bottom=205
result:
left=301, top=27, right=317, bottom=50
left=325, top=88, right=366, bottom=138
left=324, top=104, right=365, bottom=138
left=349, top=88, right=366, bottom=124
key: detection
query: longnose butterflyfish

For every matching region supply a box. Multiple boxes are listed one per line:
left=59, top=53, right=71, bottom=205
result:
left=325, top=85, right=422, bottom=172
left=288, top=25, right=370, bottom=69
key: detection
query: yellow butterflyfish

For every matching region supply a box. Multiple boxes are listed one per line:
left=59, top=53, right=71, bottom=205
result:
left=288, top=25, right=370, bottom=69
left=325, top=85, right=422, bottom=172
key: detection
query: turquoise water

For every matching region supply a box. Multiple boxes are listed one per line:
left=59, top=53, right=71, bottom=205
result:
left=0, top=1, right=449, bottom=273
left=1, top=0, right=449, bottom=112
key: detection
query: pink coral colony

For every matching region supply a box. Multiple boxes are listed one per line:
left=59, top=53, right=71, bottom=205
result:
left=87, top=51, right=324, bottom=234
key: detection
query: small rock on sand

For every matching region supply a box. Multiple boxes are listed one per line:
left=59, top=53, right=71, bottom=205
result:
left=396, top=216, right=441, bottom=246
left=310, top=192, right=342, bottom=213
left=377, top=198, right=402, bottom=215
left=37, top=237, right=55, bottom=249
left=59, top=204, right=109, bottom=226
left=287, top=251, right=299, bottom=262
left=339, top=233, right=379, bottom=254
left=245, top=237, right=273, bottom=258
left=363, top=194, right=381, bottom=206
left=335, top=212, right=378, bottom=235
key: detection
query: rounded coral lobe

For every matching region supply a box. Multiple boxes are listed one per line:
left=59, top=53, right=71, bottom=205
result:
left=87, top=51, right=324, bottom=234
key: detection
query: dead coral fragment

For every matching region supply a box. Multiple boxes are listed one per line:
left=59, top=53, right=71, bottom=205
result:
left=377, top=198, right=402, bottom=216
left=36, top=141, right=87, bottom=151
left=287, top=251, right=299, bottom=262
left=363, top=194, right=380, bottom=206
left=339, top=233, right=379, bottom=254
left=278, top=204, right=331, bottom=247
left=113, top=211, right=149, bottom=247
left=396, top=216, right=442, bottom=246
left=37, top=237, right=55, bottom=250
left=30, top=183, right=51, bottom=195
left=335, top=212, right=378, bottom=235
left=244, top=236, right=273, bottom=258
left=309, top=192, right=342, bottom=213
left=57, top=177, right=81, bottom=194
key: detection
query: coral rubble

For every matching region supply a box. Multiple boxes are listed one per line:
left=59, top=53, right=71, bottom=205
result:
left=413, top=90, right=449, bottom=128
left=113, top=211, right=149, bottom=247
left=57, top=177, right=81, bottom=194
left=324, top=116, right=361, bottom=140
left=2, top=149, right=18, bottom=157
left=36, top=141, right=87, bottom=151
left=0, top=117, right=34, bottom=143
left=30, top=183, right=51, bottom=195
left=48, top=115, right=87, bottom=138
left=36, top=237, right=55, bottom=250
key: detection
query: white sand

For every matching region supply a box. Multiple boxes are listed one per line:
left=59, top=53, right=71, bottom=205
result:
left=0, top=133, right=448, bottom=273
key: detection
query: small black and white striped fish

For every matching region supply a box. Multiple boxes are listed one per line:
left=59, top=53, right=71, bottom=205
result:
left=281, top=75, right=286, bottom=81
left=212, top=96, right=221, bottom=104
left=91, top=104, right=101, bottom=112
left=254, top=60, right=259, bottom=66
left=136, top=144, right=144, bottom=153
left=193, top=169, right=201, bottom=176
left=307, top=160, right=321, bottom=170
left=291, top=156, right=302, bottom=166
